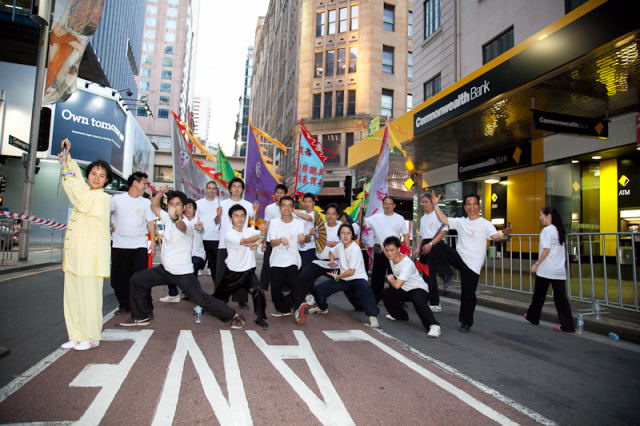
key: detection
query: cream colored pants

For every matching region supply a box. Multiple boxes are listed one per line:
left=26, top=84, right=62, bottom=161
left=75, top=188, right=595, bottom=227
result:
left=63, top=273, right=103, bottom=342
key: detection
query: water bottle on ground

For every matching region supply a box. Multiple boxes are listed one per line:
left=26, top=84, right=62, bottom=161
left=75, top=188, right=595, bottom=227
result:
left=594, top=300, right=601, bottom=320
left=608, top=332, right=620, bottom=341
left=194, top=305, right=203, bottom=324
left=576, top=313, right=584, bottom=334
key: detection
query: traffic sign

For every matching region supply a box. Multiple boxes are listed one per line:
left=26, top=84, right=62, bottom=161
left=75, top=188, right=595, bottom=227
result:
left=8, top=135, right=30, bottom=152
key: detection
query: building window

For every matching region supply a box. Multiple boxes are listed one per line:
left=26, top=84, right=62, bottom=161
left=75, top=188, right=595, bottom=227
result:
left=143, top=42, right=154, bottom=52
left=166, top=20, right=177, bottom=30
left=328, top=9, right=336, bottom=35
left=137, top=107, right=148, bottom=116
left=144, top=30, right=155, bottom=39
left=314, top=51, right=324, bottom=77
left=382, top=45, right=394, bottom=74
left=147, top=4, right=157, bottom=14
left=337, top=48, right=346, bottom=75
left=167, top=7, right=178, bottom=18
left=483, top=26, right=514, bottom=64
left=154, top=166, right=173, bottom=182
left=163, top=57, right=173, bottom=67
left=381, top=89, right=393, bottom=117
left=350, top=5, right=359, bottom=30
left=407, top=51, right=413, bottom=79
left=140, top=80, right=150, bottom=91
left=165, top=32, right=176, bottom=42
left=316, top=11, right=326, bottom=37
left=326, top=50, right=335, bottom=76
left=424, top=0, right=440, bottom=39
left=565, top=0, right=587, bottom=13
left=323, top=134, right=341, bottom=165
left=336, top=90, right=344, bottom=117
left=160, top=82, right=171, bottom=92
left=348, top=47, right=357, bottom=73
left=347, top=89, right=356, bottom=115
left=339, top=7, right=348, bottom=33
left=158, top=109, right=169, bottom=118
left=159, top=96, right=170, bottom=105
left=139, top=94, right=149, bottom=103
left=407, top=94, right=413, bottom=111
left=312, top=93, right=321, bottom=119
left=142, top=55, right=152, bottom=65
left=324, top=91, right=333, bottom=118
left=141, top=68, right=151, bottom=77
left=383, top=4, right=395, bottom=31
left=423, top=73, right=441, bottom=99
left=161, top=70, right=172, bottom=80
left=408, top=10, right=413, bottom=37
left=164, top=45, right=174, bottom=54
left=146, top=17, right=156, bottom=27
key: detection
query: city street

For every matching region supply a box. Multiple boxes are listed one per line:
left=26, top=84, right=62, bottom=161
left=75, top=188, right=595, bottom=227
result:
left=1, top=270, right=639, bottom=425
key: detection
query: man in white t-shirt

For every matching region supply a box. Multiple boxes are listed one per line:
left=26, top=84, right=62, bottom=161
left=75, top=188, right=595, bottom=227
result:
left=213, top=204, right=268, bottom=329
left=267, top=196, right=306, bottom=317
left=364, top=196, right=410, bottom=303
left=297, top=193, right=318, bottom=270
left=110, top=172, right=156, bottom=315
left=196, top=181, right=221, bottom=279
left=121, top=187, right=244, bottom=329
left=260, top=184, right=288, bottom=290
left=215, top=177, right=257, bottom=309
left=415, top=192, right=453, bottom=312
left=383, top=236, right=441, bottom=338
left=431, top=192, right=511, bottom=333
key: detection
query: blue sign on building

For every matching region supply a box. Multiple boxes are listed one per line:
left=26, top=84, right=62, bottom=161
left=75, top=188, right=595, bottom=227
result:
left=51, top=89, right=126, bottom=173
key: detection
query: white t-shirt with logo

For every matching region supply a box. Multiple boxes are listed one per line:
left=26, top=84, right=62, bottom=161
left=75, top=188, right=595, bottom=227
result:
left=183, top=216, right=206, bottom=259
left=225, top=227, right=261, bottom=272
left=537, top=224, right=566, bottom=280
left=365, top=212, right=409, bottom=245
left=329, top=241, right=368, bottom=281
left=297, top=210, right=316, bottom=252
left=195, top=198, right=220, bottom=241
left=218, top=198, right=254, bottom=249
left=267, top=217, right=305, bottom=268
left=419, top=210, right=447, bottom=239
left=390, top=256, right=429, bottom=292
left=159, top=210, right=193, bottom=275
left=448, top=217, right=498, bottom=275
left=110, top=193, right=155, bottom=249
left=265, top=202, right=280, bottom=222
left=315, top=223, right=340, bottom=260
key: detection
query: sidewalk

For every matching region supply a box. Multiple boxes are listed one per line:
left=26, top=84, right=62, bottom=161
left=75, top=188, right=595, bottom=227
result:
left=0, top=244, right=62, bottom=275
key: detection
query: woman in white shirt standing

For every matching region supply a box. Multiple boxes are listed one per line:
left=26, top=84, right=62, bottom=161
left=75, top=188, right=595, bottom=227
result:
left=525, top=207, right=575, bottom=332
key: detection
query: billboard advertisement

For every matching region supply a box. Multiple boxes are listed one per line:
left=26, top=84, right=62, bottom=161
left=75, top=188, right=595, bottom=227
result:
left=51, top=88, right=126, bottom=173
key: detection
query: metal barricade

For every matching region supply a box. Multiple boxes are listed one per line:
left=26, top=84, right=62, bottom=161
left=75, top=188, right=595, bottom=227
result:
left=0, top=218, right=17, bottom=264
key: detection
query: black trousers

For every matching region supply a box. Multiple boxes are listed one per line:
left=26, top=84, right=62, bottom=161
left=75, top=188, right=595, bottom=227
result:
left=203, top=240, right=219, bottom=278
left=419, top=239, right=452, bottom=306
left=299, top=262, right=363, bottom=311
left=259, top=242, right=273, bottom=290
left=526, top=276, right=575, bottom=331
left=383, top=287, right=439, bottom=330
left=270, top=265, right=302, bottom=313
left=215, top=248, right=248, bottom=303
left=299, top=249, right=317, bottom=271
left=371, top=251, right=392, bottom=303
left=441, top=243, right=480, bottom=327
left=129, top=265, right=235, bottom=322
left=168, top=256, right=205, bottom=296
left=213, top=267, right=266, bottom=322
left=111, top=247, right=148, bottom=311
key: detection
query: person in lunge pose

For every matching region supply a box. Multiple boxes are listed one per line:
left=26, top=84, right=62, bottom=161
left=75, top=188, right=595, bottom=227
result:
left=525, top=207, right=575, bottom=332
left=383, top=236, right=441, bottom=338
left=308, top=224, right=380, bottom=328
left=267, top=196, right=306, bottom=318
left=431, top=191, right=511, bottom=333
left=196, top=181, right=221, bottom=278
left=415, top=192, right=453, bottom=312
left=213, top=204, right=269, bottom=328
left=121, top=186, right=244, bottom=329
left=58, top=138, right=112, bottom=351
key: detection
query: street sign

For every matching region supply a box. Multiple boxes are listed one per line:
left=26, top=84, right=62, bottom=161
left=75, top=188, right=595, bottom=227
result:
left=532, top=110, right=608, bottom=138
left=8, top=135, right=30, bottom=152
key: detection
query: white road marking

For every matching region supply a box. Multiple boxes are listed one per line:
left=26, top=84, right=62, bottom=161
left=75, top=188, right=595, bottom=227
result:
left=247, top=330, right=354, bottom=426
left=325, top=330, right=529, bottom=426
left=152, top=330, right=252, bottom=426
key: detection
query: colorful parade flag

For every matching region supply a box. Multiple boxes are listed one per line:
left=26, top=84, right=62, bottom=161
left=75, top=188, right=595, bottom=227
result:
left=368, top=116, right=380, bottom=136
left=364, top=127, right=390, bottom=218
left=294, top=121, right=328, bottom=197
left=216, top=147, right=235, bottom=184
left=44, top=0, right=105, bottom=105
left=244, top=124, right=285, bottom=218
left=170, top=112, right=210, bottom=200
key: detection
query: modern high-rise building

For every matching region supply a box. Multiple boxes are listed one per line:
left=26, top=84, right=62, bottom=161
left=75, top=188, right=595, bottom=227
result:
left=134, top=0, right=199, bottom=185
left=192, top=95, right=211, bottom=143
left=234, top=46, right=254, bottom=157
left=251, top=0, right=413, bottom=203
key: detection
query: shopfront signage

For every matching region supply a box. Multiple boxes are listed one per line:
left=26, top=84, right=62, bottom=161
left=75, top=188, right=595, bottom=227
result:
left=532, top=110, right=608, bottom=138
left=458, top=143, right=531, bottom=181
left=618, top=156, right=640, bottom=208
left=8, top=135, right=29, bottom=152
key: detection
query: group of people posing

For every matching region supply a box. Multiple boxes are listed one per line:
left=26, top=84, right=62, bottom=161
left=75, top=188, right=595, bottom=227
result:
left=58, top=138, right=575, bottom=352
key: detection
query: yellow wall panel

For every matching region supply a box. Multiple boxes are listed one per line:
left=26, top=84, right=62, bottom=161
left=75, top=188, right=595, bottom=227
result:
left=600, top=159, right=618, bottom=256
left=506, top=169, right=545, bottom=252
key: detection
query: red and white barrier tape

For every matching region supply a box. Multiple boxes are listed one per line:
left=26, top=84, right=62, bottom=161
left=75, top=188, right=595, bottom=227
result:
left=0, top=210, right=67, bottom=230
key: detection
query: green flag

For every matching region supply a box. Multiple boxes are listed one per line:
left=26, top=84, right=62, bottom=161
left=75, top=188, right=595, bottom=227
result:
left=216, top=148, right=235, bottom=183
left=368, top=116, right=380, bottom=136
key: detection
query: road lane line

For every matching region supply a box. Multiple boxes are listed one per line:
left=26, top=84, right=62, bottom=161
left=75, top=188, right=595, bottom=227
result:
left=0, top=266, right=62, bottom=283
left=341, top=328, right=556, bottom=426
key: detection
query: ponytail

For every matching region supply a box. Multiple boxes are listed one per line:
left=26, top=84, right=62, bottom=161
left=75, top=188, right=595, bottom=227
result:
left=541, top=206, right=566, bottom=246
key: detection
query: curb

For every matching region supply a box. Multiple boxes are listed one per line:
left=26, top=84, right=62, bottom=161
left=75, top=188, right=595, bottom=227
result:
left=442, top=288, right=640, bottom=345
left=0, top=262, right=61, bottom=276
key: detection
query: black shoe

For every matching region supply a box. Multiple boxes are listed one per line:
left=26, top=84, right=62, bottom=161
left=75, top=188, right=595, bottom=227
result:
left=119, top=317, right=151, bottom=327
left=255, top=318, right=269, bottom=329
left=459, top=324, right=471, bottom=333
left=115, top=308, right=130, bottom=316
left=238, top=302, right=249, bottom=310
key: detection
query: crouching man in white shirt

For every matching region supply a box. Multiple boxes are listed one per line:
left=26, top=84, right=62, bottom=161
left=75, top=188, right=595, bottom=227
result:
left=121, top=187, right=245, bottom=329
left=213, top=204, right=269, bottom=329
left=383, top=236, right=441, bottom=338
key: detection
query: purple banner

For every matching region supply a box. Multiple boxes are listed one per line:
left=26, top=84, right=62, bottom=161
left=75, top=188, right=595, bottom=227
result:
left=244, top=125, right=279, bottom=219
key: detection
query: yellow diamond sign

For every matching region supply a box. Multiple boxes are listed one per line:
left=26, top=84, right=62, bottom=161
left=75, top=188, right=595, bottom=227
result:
left=403, top=177, right=415, bottom=190
left=512, top=146, right=522, bottom=163
left=491, top=193, right=498, bottom=202
left=619, top=175, right=630, bottom=187
left=572, top=182, right=581, bottom=192
left=595, top=122, right=604, bottom=135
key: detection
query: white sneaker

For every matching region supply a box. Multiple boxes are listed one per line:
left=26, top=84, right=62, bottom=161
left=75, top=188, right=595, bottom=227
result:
left=429, top=305, right=443, bottom=313
left=159, top=295, right=180, bottom=303
left=427, top=325, right=442, bottom=338
left=61, top=340, right=79, bottom=349
left=384, top=314, right=396, bottom=321
left=270, top=311, right=292, bottom=318
left=308, top=306, right=328, bottom=314
left=74, top=341, right=100, bottom=351
left=305, top=294, right=316, bottom=305
left=366, top=316, right=380, bottom=328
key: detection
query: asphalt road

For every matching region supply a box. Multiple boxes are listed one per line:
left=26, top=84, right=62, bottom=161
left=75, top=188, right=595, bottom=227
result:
left=0, top=268, right=638, bottom=425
